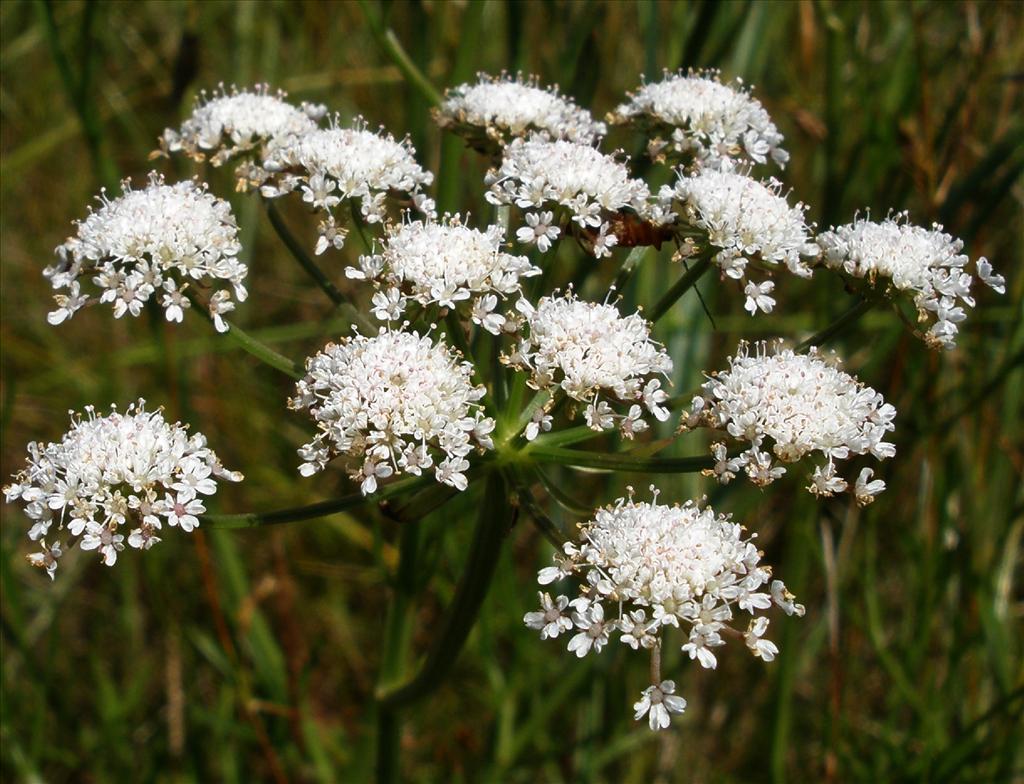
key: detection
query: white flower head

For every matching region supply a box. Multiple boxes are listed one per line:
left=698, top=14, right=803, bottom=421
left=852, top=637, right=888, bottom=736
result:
left=661, top=168, right=818, bottom=310
left=157, top=83, right=326, bottom=166
left=4, top=401, right=242, bottom=576
left=487, top=136, right=664, bottom=257
left=505, top=290, right=673, bottom=437
left=257, top=117, right=435, bottom=250
left=528, top=489, right=798, bottom=730
left=695, top=341, right=896, bottom=497
left=610, top=69, right=788, bottom=170
left=634, top=680, right=687, bottom=730
left=44, top=173, right=246, bottom=329
left=817, top=213, right=1005, bottom=349
left=436, top=72, right=606, bottom=152
left=290, top=327, right=494, bottom=493
left=353, top=216, right=540, bottom=333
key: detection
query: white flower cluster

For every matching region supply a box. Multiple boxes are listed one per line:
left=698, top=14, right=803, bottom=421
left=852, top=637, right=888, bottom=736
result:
left=817, top=214, right=1005, bottom=349
left=4, top=401, right=242, bottom=578
left=507, top=292, right=673, bottom=438
left=257, top=118, right=435, bottom=254
left=348, top=217, right=540, bottom=333
left=661, top=169, right=818, bottom=314
left=44, top=173, right=247, bottom=331
left=157, top=84, right=326, bottom=166
left=685, top=342, right=895, bottom=503
left=525, top=490, right=803, bottom=730
left=486, top=137, right=665, bottom=258
left=610, top=69, right=788, bottom=170
left=290, top=328, right=495, bottom=493
left=436, top=73, right=606, bottom=147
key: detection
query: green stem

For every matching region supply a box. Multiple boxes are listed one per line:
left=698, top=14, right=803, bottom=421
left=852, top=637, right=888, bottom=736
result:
left=203, top=475, right=431, bottom=529
left=610, top=246, right=650, bottom=295
left=358, top=0, right=443, bottom=107
left=265, top=201, right=346, bottom=307
left=528, top=425, right=604, bottom=450
left=221, top=318, right=303, bottom=379
left=377, top=472, right=512, bottom=707
left=348, top=200, right=375, bottom=255
left=527, top=445, right=714, bottom=474
left=796, top=297, right=877, bottom=352
left=648, top=255, right=713, bottom=323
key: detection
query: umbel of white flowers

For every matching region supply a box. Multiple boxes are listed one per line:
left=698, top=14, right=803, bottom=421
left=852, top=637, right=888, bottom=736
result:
left=660, top=168, right=818, bottom=315
left=44, top=173, right=247, bottom=331
left=526, top=489, right=804, bottom=730
left=348, top=215, right=540, bottom=333
left=609, top=68, right=789, bottom=170
left=435, top=72, right=607, bottom=149
left=156, top=83, right=327, bottom=166
left=290, top=327, right=495, bottom=493
left=505, top=290, right=673, bottom=439
left=818, top=213, right=1006, bottom=349
left=254, top=116, right=436, bottom=254
left=3, top=401, right=242, bottom=579
left=684, top=341, right=896, bottom=503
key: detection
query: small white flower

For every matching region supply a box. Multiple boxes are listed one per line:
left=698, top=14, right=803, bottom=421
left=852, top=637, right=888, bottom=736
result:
left=524, top=408, right=553, bottom=442
left=80, top=521, right=125, bottom=566
left=744, top=279, right=776, bottom=315
left=744, top=616, right=779, bottom=661
left=567, top=602, right=611, bottom=657
left=516, top=211, right=561, bottom=252
left=524, top=592, right=573, bottom=640
left=633, top=680, right=687, bottom=731
left=854, top=467, right=886, bottom=506
left=26, top=540, right=63, bottom=581
left=771, top=580, right=806, bottom=617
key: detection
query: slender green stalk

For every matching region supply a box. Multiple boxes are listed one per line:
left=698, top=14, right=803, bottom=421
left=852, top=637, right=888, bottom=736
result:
left=183, top=288, right=303, bottom=378
left=348, top=200, right=375, bottom=255
left=610, top=246, right=650, bottom=294
left=203, top=475, right=431, bottom=529
left=796, top=297, right=877, bottom=352
left=377, top=472, right=512, bottom=707
left=220, top=318, right=303, bottom=379
left=527, top=425, right=603, bottom=450
left=510, top=469, right=566, bottom=547
left=528, top=445, right=714, bottom=473
left=358, top=0, right=443, bottom=107
left=648, top=255, right=713, bottom=323
left=264, top=201, right=346, bottom=307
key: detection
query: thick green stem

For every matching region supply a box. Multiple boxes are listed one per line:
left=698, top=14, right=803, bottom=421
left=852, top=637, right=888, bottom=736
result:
left=527, top=445, right=714, bottom=473
left=796, top=297, right=877, bottom=352
left=265, top=201, right=346, bottom=307
left=648, top=255, right=713, bottom=323
left=376, top=473, right=512, bottom=707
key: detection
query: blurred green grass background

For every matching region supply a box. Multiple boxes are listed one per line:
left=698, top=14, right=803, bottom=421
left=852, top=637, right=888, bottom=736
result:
left=1, top=1, right=1022, bottom=781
